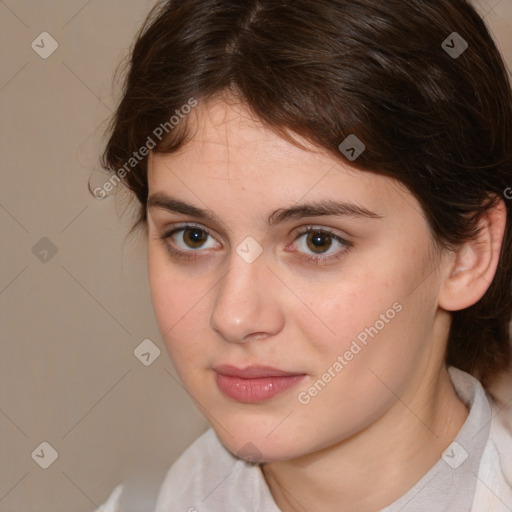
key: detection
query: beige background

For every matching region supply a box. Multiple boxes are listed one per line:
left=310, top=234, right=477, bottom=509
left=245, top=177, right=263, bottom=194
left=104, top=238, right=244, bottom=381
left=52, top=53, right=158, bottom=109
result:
left=0, top=1, right=511, bottom=511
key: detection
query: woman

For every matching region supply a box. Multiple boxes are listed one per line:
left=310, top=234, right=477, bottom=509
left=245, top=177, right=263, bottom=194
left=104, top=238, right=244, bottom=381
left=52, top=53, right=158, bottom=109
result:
left=94, top=0, right=512, bottom=510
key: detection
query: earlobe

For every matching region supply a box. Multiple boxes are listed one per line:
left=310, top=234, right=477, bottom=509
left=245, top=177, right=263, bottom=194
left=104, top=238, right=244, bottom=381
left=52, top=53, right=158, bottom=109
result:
left=438, top=197, right=507, bottom=312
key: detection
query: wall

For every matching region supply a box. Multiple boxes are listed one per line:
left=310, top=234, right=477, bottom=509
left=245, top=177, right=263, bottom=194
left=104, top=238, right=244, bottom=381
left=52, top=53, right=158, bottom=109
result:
left=1, top=1, right=511, bottom=510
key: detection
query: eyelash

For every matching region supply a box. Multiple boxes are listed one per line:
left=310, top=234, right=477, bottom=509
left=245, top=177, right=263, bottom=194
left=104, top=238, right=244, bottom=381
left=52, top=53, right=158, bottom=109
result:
left=157, top=223, right=353, bottom=265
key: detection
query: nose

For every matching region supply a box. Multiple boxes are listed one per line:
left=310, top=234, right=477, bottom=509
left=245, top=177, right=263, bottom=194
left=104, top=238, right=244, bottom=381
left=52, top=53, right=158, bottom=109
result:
left=209, top=250, right=285, bottom=344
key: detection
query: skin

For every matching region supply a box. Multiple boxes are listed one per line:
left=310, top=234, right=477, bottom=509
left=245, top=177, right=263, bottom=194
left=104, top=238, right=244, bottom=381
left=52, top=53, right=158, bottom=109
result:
left=145, top=97, right=506, bottom=512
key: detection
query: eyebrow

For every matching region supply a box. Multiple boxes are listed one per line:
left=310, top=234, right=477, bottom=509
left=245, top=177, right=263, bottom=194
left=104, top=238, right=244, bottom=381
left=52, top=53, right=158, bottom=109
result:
left=147, top=192, right=383, bottom=226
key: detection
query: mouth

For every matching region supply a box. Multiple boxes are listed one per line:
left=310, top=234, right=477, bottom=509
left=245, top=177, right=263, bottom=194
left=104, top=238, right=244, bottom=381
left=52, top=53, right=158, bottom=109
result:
left=213, top=364, right=307, bottom=403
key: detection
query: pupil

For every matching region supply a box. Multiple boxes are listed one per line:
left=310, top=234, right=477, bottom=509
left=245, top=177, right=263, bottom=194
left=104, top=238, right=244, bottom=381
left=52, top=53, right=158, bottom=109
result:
left=308, top=231, right=331, bottom=253
left=185, top=228, right=206, bottom=248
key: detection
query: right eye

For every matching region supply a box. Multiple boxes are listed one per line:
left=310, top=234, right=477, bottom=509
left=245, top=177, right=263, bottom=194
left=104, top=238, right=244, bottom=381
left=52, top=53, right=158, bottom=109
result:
left=159, top=223, right=221, bottom=260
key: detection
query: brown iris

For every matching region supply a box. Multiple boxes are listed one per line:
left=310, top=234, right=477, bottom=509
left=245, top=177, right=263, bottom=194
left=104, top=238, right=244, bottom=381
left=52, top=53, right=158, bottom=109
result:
left=183, top=228, right=208, bottom=249
left=306, top=231, right=332, bottom=254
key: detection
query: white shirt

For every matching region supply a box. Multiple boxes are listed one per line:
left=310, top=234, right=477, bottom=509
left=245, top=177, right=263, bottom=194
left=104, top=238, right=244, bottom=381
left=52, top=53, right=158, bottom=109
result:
left=95, top=366, right=512, bottom=511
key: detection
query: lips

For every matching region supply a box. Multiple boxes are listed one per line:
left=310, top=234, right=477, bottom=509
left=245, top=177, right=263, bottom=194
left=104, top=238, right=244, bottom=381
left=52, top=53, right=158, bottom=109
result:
left=213, top=364, right=307, bottom=403
left=213, top=364, right=303, bottom=378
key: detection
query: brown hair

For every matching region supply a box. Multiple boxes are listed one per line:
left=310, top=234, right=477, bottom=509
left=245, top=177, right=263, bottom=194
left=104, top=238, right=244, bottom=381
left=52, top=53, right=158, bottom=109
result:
left=98, top=0, right=512, bottom=391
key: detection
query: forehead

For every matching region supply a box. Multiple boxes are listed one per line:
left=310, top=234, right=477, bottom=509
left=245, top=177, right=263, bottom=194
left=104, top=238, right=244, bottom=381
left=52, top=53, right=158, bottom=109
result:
left=147, top=98, right=415, bottom=221
left=150, top=99, right=341, bottom=178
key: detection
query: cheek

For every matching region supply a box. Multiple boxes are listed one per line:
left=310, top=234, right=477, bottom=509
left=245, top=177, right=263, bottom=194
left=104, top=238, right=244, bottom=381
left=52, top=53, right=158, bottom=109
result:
left=147, top=248, right=207, bottom=361
left=292, top=256, right=430, bottom=384
left=289, top=264, right=397, bottom=354
left=289, top=297, right=425, bottom=449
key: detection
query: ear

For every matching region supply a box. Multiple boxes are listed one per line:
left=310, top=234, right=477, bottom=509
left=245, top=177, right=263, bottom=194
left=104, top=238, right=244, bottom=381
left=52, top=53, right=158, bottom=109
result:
left=438, top=197, right=507, bottom=312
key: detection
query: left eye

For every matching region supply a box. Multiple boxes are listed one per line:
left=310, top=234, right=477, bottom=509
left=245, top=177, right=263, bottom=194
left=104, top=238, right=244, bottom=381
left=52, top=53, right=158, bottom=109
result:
left=292, top=227, right=349, bottom=257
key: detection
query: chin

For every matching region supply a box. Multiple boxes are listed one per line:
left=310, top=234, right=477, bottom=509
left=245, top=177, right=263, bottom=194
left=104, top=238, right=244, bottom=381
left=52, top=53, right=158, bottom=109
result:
left=214, top=425, right=308, bottom=464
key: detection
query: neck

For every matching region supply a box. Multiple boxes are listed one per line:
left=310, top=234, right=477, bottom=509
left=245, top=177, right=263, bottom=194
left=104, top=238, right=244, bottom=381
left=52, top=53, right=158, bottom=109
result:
left=261, top=365, right=469, bottom=512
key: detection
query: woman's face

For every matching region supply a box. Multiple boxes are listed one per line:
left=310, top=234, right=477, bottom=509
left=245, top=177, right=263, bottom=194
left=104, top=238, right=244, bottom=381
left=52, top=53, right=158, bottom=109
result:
left=146, top=98, right=450, bottom=462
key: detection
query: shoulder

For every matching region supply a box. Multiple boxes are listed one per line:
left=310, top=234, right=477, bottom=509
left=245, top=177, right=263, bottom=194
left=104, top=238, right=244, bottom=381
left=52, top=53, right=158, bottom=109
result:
left=154, top=428, right=277, bottom=511
left=472, top=397, right=512, bottom=511
left=91, top=429, right=233, bottom=512
left=489, top=399, right=512, bottom=484
left=159, top=427, right=237, bottom=491
left=92, top=483, right=124, bottom=512
left=91, top=429, right=273, bottom=512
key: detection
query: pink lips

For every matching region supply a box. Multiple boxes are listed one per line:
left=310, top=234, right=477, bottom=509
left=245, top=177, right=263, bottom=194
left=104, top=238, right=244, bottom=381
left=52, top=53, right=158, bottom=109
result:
left=213, top=364, right=306, bottom=403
